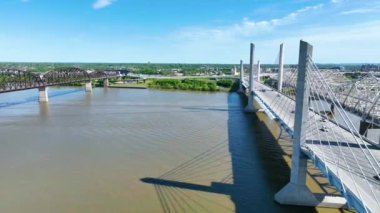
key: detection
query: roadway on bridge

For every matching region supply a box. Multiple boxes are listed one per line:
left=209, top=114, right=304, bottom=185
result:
left=250, top=80, right=380, bottom=213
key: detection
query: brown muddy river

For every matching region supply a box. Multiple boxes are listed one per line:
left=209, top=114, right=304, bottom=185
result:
left=0, top=87, right=351, bottom=213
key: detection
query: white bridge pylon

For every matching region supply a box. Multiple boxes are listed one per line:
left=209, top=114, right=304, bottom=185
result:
left=239, top=41, right=380, bottom=213
left=244, top=43, right=256, bottom=112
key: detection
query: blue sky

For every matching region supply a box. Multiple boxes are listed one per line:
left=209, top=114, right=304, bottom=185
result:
left=0, top=0, right=379, bottom=63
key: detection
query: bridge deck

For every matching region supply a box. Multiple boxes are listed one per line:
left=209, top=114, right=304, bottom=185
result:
left=249, top=81, right=380, bottom=213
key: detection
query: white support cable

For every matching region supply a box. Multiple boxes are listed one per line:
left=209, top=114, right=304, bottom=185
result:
left=283, top=69, right=297, bottom=92
left=309, top=84, right=375, bottom=213
left=275, top=89, right=289, bottom=122
left=283, top=69, right=298, bottom=99
left=287, top=72, right=298, bottom=101
left=308, top=72, right=370, bottom=154
left=252, top=80, right=295, bottom=132
left=309, top=59, right=380, bottom=173
left=306, top=70, right=370, bottom=212
left=308, top=61, right=380, bottom=210
left=305, top=98, right=347, bottom=198
left=310, top=72, right=380, bottom=185
left=278, top=88, right=295, bottom=129
left=305, top=77, right=336, bottom=176
left=268, top=70, right=298, bottom=125
left=342, top=74, right=380, bottom=124
left=269, top=69, right=298, bottom=130
left=283, top=86, right=296, bottom=129
left=308, top=64, right=378, bottom=168
left=307, top=73, right=366, bottom=178
left=266, top=89, right=287, bottom=120
left=268, top=84, right=286, bottom=107
left=285, top=71, right=298, bottom=127
left=258, top=82, right=281, bottom=109
left=307, top=74, right=352, bottom=171
left=274, top=51, right=280, bottom=66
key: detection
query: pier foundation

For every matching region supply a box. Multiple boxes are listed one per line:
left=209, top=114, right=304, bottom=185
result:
left=38, top=86, right=48, bottom=103
left=85, top=82, right=93, bottom=93
left=104, top=78, right=110, bottom=88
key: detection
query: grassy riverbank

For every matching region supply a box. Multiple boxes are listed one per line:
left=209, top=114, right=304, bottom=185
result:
left=62, top=79, right=118, bottom=87
left=146, top=78, right=238, bottom=92
left=62, top=78, right=238, bottom=92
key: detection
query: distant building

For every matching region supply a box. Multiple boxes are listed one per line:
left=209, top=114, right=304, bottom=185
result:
left=105, top=69, right=130, bottom=74
left=331, top=66, right=345, bottom=71
left=361, top=64, right=380, bottom=72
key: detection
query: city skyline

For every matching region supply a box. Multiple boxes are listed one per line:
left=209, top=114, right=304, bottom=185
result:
left=0, top=0, right=379, bottom=64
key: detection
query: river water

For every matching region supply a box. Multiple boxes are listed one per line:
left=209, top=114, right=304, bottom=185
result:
left=0, top=87, right=350, bottom=213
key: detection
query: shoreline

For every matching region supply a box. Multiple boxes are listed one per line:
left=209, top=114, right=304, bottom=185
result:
left=108, top=85, right=147, bottom=89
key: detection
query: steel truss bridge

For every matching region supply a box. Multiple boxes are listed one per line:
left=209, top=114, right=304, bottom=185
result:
left=281, top=69, right=380, bottom=130
left=1, top=43, right=379, bottom=213
left=0, top=68, right=121, bottom=93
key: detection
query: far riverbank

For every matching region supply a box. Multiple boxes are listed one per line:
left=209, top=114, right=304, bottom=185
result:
left=111, top=78, right=239, bottom=92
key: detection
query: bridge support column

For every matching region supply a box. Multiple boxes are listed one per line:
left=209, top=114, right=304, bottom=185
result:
left=103, top=78, right=110, bottom=88
left=257, top=60, right=261, bottom=82
left=238, top=60, right=245, bottom=93
left=359, top=120, right=380, bottom=143
left=38, top=86, right=48, bottom=103
left=245, top=43, right=256, bottom=112
left=278, top=43, right=284, bottom=92
left=85, top=82, right=92, bottom=93
left=275, top=41, right=346, bottom=208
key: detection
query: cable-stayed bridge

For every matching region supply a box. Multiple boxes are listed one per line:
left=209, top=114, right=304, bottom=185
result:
left=240, top=41, right=380, bottom=213
left=1, top=42, right=379, bottom=213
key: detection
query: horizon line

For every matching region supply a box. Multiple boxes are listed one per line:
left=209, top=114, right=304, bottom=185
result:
left=1, top=61, right=380, bottom=66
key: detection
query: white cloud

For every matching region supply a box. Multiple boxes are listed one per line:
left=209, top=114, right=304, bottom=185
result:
left=157, top=1, right=380, bottom=64
left=340, top=8, right=380, bottom=15
left=331, top=0, right=341, bottom=3
left=173, top=4, right=323, bottom=41
left=92, top=0, right=115, bottom=10
left=275, top=20, right=380, bottom=63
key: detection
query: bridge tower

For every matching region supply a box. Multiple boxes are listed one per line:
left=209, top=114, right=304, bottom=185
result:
left=238, top=60, right=245, bottom=93
left=278, top=43, right=284, bottom=92
left=275, top=41, right=345, bottom=208
left=245, top=43, right=256, bottom=112
left=275, top=40, right=318, bottom=206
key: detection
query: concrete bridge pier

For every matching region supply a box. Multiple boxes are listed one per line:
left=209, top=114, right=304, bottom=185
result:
left=238, top=60, right=245, bottom=93
left=245, top=43, right=256, bottom=112
left=38, top=86, right=48, bottom=103
left=359, top=120, right=380, bottom=144
left=85, top=81, right=93, bottom=93
left=103, top=78, right=110, bottom=88
left=275, top=41, right=346, bottom=208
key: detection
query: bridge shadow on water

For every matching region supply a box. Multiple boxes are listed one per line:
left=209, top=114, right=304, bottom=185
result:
left=141, top=93, right=348, bottom=213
